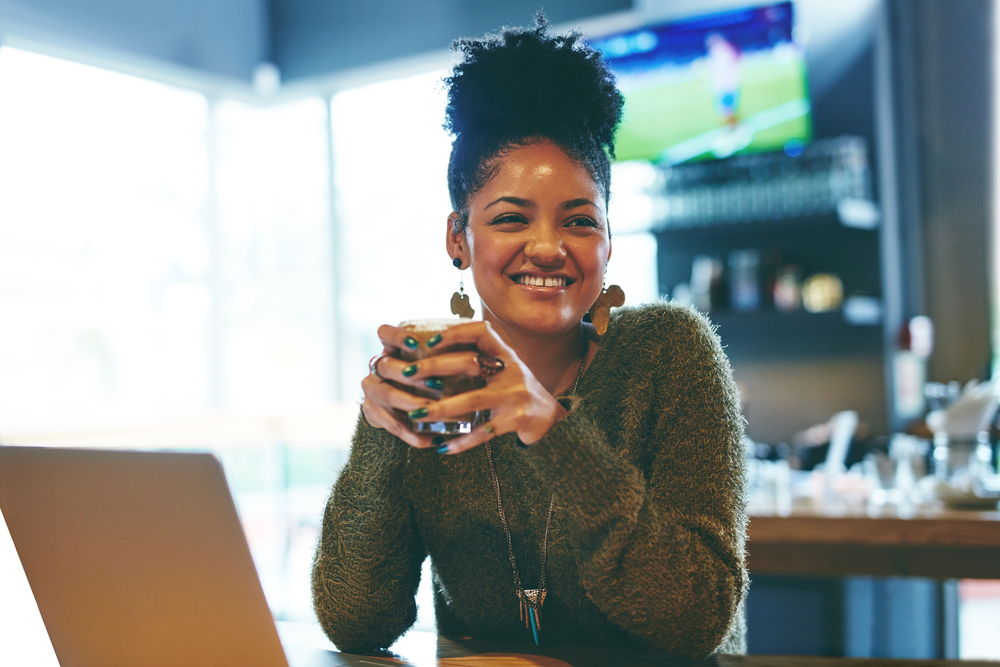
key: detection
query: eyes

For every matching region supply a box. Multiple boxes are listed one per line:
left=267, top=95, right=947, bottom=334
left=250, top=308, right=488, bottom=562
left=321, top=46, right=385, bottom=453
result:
left=488, top=213, right=601, bottom=230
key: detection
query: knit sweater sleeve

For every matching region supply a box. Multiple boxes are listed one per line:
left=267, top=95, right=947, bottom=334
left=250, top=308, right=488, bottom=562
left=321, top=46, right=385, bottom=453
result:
left=520, top=304, right=748, bottom=657
left=311, top=413, right=426, bottom=652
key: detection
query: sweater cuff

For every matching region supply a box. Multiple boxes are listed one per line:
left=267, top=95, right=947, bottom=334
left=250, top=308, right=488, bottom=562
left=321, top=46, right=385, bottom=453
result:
left=515, top=397, right=574, bottom=449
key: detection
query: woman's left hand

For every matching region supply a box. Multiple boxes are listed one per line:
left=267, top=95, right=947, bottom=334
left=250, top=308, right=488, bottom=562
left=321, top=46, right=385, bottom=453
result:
left=406, top=320, right=568, bottom=454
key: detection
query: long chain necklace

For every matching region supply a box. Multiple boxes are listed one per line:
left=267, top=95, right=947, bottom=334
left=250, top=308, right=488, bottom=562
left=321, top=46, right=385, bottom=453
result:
left=483, top=336, right=589, bottom=646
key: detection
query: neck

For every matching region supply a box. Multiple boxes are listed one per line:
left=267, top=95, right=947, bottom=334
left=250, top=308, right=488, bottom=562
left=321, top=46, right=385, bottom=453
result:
left=482, top=311, right=587, bottom=396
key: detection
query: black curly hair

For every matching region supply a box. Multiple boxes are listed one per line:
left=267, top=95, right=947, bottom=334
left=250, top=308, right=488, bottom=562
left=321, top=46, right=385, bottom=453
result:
left=444, top=13, right=624, bottom=233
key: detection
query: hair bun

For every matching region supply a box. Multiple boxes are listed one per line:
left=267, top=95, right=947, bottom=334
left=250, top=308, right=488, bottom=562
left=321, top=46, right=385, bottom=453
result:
left=444, top=13, right=623, bottom=157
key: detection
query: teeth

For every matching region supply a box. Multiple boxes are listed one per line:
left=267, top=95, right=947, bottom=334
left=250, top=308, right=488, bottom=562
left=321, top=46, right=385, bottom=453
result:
left=517, top=275, right=567, bottom=287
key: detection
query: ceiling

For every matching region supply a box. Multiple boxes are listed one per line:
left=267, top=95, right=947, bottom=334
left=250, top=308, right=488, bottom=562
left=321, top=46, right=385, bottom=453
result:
left=0, top=0, right=877, bottom=97
left=0, top=0, right=631, bottom=88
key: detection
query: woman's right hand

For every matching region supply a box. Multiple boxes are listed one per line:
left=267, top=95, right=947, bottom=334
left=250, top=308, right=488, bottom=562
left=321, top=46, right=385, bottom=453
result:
left=361, top=324, right=445, bottom=448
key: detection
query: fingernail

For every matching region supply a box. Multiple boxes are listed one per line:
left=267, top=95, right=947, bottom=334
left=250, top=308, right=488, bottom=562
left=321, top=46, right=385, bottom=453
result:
left=431, top=436, right=445, bottom=446
left=436, top=445, right=451, bottom=454
left=404, top=336, right=419, bottom=349
left=408, top=407, right=429, bottom=419
left=402, top=364, right=418, bottom=377
left=427, top=333, right=443, bottom=347
left=425, top=378, right=444, bottom=391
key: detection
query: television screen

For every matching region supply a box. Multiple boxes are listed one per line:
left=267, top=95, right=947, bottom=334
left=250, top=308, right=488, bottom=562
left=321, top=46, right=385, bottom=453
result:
left=590, top=2, right=811, bottom=164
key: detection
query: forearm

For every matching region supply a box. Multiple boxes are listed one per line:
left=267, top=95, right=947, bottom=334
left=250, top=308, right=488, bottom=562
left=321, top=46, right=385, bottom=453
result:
left=520, top=403, right=746, bottom=657
left=311, top=415, right=425, bottom=651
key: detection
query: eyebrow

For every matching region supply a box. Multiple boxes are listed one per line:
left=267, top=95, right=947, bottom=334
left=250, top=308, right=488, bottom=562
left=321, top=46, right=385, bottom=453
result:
left=561, top=198, right=598, bottom=210
left=485, top=196, right=533, bottom=210
left=483, top=196, right=598, bottom=210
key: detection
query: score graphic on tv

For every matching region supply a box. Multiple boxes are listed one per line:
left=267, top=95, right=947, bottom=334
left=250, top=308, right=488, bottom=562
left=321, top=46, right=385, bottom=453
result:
left=590, top=2, right=811, bottom=164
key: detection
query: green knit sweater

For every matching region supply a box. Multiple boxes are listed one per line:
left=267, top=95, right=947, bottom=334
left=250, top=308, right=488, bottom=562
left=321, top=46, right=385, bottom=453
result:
left=312, top=302, right=748, bottom=657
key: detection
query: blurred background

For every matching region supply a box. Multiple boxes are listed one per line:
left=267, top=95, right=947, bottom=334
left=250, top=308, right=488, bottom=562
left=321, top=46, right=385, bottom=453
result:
left=0, top=0, right=998, bottom=663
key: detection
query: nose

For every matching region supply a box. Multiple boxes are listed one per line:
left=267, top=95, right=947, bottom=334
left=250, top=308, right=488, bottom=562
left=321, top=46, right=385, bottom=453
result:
left=523, top=221, right=567, bottom=267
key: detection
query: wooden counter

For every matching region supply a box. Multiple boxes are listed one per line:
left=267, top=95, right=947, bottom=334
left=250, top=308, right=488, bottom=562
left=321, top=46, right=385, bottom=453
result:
left=747, top=505, right=1000, bottom=579
left=281, top=627, right=1000, bottom=666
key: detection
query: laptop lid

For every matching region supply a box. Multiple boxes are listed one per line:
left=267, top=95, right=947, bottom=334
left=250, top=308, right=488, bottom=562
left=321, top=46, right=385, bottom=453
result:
left=0, top=446, right=291, bottom=667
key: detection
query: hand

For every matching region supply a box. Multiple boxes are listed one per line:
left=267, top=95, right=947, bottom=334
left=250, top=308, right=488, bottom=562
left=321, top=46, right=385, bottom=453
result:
left=361, top=324, right=447, bottom=449
left=383, top=320, right=567, bottom=454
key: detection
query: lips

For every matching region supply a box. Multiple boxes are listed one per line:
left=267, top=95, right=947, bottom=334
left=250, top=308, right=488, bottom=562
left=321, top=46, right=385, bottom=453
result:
left=512, top=274, right=572, bottom=287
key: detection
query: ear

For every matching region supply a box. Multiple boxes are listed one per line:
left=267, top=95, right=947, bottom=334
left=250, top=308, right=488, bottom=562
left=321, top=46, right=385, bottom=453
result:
left=446, top=212, right=471, bottom=269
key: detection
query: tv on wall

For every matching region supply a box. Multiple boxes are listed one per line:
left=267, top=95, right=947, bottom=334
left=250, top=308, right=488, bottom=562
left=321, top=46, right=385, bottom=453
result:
left=590, top=2, right=811, bottom=164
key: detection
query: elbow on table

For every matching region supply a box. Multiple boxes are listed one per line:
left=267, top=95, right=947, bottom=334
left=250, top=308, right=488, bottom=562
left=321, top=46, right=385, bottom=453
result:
left=310, top=567, right=416, bottom=653
left=637, top=560, right=746, bottom=658
left=312, top=591, right=414, bottom=653
left=658, top=588, right=742, bottom=658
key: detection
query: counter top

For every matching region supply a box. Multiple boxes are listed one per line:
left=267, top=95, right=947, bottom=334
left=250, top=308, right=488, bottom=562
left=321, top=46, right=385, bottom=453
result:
left=280, top=625, right=1000, bottom=666
left=278, top=623, right=1000, bottom=667
left=747, top=504, right=1000, bottom=578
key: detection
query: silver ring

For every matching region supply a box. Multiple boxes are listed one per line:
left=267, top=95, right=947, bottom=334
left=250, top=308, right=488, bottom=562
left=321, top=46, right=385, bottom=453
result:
left=368, top=354, right=389, bottom=380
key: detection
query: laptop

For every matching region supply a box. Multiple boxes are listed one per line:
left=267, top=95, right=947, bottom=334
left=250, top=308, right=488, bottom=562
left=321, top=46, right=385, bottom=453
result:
left=0, top=446, right=412, bottom=667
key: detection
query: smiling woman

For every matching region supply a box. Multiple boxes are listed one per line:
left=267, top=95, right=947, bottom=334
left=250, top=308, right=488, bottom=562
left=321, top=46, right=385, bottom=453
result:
left=311, top=14, right=748, bottom=659
left=452, top=142, right=611, bottom=343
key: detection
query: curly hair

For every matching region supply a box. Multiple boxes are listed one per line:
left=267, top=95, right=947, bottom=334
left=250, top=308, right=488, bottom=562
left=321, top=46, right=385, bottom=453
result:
left=444, top=13, right=624, bottom=232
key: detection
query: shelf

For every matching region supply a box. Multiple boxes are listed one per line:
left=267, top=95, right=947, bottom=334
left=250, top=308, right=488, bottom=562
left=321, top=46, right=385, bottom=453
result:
left=708, top=310, right=883, bottom=359
left=653, top=212, right=877, bottom=241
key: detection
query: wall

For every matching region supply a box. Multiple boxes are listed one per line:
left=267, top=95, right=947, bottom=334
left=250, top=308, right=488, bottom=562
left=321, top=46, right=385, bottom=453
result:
left=912, top=0, right=994, bottom=384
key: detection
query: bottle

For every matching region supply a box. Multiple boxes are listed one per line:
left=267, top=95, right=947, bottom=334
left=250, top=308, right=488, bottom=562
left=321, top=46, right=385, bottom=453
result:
left=728, top=249, right=760, bottom=313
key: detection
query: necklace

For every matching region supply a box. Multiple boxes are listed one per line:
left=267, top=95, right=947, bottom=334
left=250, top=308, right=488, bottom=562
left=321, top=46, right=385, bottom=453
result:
left=483, top=336, right=589, bottom=645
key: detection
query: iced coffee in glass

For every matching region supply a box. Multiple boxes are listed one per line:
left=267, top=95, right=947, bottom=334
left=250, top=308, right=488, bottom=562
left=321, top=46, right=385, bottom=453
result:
left=397, top=318, right=484, bottom=436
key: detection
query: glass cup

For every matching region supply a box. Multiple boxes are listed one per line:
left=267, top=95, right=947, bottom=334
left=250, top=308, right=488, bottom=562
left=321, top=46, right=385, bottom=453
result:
left=397, top=318, right=485, bottom=436
left=932, top=432, right=992, bottom=493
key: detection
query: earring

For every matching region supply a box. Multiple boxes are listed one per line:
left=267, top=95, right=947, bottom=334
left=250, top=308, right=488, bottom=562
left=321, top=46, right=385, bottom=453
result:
left=450, top=259, right=475, bottom=318
left=587, top=284, right=625, bottom=336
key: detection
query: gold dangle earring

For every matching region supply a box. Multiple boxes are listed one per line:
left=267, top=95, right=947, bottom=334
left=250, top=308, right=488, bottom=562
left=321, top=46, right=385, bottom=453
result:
left=451, top=257, right=475, bottom=318
left=587, top=283, right=625, bottom=336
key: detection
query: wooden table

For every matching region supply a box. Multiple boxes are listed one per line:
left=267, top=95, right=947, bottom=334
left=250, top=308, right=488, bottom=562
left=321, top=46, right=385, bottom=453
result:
left=747, top=505, right=1000, bottom=579
left=282, top=506, right=1000, bottom=665
left=282, top=628, right=1000, bottom=666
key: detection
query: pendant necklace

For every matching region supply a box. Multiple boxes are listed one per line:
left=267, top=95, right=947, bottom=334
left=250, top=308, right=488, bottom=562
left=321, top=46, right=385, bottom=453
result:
left=483, top=335, right=589, bottom=646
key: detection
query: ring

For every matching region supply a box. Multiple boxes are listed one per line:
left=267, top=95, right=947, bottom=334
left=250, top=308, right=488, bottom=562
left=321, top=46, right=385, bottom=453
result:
left=476, top=354, right=506, bottom=377
left=368, top=354, right=389, bottom=380
left=484, top=422, right=496, bottom=437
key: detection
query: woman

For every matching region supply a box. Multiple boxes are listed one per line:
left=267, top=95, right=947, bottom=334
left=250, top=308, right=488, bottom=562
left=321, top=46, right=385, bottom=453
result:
left=312, top=17, right=747, bottom=658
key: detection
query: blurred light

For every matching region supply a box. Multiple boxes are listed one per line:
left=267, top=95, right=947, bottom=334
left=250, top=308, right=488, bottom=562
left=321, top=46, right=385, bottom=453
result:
left=252, top=62, right=281, bottom=97
left=784, top=138, right=806, bottom=156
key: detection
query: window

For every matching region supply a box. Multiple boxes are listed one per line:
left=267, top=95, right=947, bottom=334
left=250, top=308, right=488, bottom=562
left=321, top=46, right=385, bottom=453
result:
left=330, top=69, right=462, bottom=399
left=0, top=47, right=211, bottom=433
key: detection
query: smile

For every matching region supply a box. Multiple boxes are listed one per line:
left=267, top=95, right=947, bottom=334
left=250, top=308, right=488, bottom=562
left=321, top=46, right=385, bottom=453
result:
left=513, top=275, right=571, bottom=287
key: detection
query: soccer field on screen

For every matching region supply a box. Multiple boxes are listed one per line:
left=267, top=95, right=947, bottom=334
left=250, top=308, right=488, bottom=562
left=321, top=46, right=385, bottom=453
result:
left=614, top=56, right=811, bottom=163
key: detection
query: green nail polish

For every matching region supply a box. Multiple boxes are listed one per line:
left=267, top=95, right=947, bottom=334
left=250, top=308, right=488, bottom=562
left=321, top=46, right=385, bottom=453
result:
left=436, top=445, right=451, bottom=454
left=402, top=365, right=418, bottom=377
left=408, top=407, right=429, bottom=419
left=404, top=337, right=419, bottom=349
left=425, top=378, right=444, bottom=391
left=427, top=333, right=443, bottom=347
left=431, top=436, right=445, bottom=446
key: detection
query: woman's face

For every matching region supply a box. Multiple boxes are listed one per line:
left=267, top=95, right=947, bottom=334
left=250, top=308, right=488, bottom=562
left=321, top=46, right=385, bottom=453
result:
left=448, top=141, right=611, bottom=338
